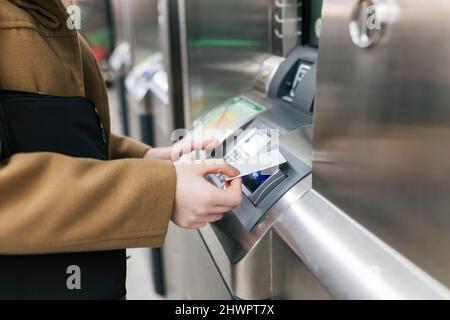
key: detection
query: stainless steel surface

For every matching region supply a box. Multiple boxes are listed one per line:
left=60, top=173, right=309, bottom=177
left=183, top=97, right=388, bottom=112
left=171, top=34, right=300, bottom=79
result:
left=112, top=0, right=161, bottom=64
left=129, top=0, right=161, bottom=63
left=159, top=0, right=450, bottom=300
left=178, top=0, right=272, bottom=126
left=349, top=0, right=383, bottom=48
left=111, top=0, right=133, bottom=47
left=313, top=0, right=450, bottom=289
left=271, top=0, right=303, bottom=56
left=271, top=230, right=330, bottom=299
left=163, top=124, right=319, bottom=299
left=191, top=126, right=316, bottom=299
left=150, top=70, right=174, bottom=146
left=254, top=55, right=285, bottom=95
left=274, top=189, right=450, bottom=299
left=280, top=125, right=313, bottom=166
left=159, top=0, right=186, bottom=139
left=349, top=0, right=401, bottom=49
left=163, top=224, right=232, bottom=299
left=118, top=0, right=183, bottom=147
left=122, top=0, right=163, bottom=144
left=193, top=177, right=311, bottom=299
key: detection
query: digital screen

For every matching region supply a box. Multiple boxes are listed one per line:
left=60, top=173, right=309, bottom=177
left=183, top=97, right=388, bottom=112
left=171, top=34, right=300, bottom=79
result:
left=242, top=171, right=272, bottom=193
left=203, top=97, right=264, bottom=130
left=192, top=96, right=266, bottom=142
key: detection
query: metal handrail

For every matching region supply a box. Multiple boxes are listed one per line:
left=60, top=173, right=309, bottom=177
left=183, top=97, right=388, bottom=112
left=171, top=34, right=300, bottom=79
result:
left=273, top=186, right=450, bottom=300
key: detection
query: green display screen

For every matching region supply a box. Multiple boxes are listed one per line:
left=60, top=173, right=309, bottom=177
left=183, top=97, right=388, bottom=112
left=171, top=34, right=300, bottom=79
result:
left=201, top=97, right=264, bottom=130
left=192, top=96, right=266, bottom=142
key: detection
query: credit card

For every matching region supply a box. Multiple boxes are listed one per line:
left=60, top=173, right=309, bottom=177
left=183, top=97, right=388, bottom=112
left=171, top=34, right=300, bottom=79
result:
left=225, top=149, right=287, bottom=181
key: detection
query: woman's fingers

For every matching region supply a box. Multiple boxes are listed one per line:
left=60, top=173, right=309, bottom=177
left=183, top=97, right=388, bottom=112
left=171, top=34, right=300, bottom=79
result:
left=211, top=178, right=243, bottom=207
left=202, top=214, right=225, bottom=223
left=197, top=160, right=240, bottom=177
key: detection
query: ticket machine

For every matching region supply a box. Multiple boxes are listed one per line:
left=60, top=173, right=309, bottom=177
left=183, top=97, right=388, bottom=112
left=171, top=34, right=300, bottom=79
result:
left=111, top=0, right=186, bottom=297
left=205, top=46, right=317, bottom=232
left=165, top=46, right=328, bottom=299
left=163, top=43, right=331, bottom=299
left=163, top=0, right=450, bottom=300
left=161, top=0, right=328, bottom=300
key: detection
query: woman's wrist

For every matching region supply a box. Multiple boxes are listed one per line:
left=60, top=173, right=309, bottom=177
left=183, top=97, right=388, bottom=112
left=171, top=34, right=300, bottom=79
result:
left=144, top=147, right=173, bottom=160
left=143, top=138, right=219, bottom=161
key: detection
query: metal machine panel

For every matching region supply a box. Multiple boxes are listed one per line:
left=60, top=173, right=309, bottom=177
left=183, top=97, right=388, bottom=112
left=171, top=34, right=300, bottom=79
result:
left=313, top=0, right=450, bottom=287
left=274, top=188, right=450, bottom=299
left=129, top=0, right=161, bottom=63
left=163, top=224, right=232, bottom=299
left=112, top=0, right=161, bottom=62
left=111, top=0, right=132, bottom=47
left=178, top=0, right=272, bottom=126
left=118, top=0, right=185, bottom=147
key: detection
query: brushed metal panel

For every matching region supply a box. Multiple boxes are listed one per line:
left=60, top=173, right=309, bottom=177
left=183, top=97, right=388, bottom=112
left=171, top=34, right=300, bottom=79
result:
left=271, top=228, right=331, bottom=299
left=129, top=0, right=161, bottom=63
left=163, top=224, right=232, bottom=299
left=111, top=0, right=133, bottom=47
left=111, top=0, right=160, bottom=63
left=274, top=189, right=450, bottom=299
left=313, top=0, right=450, bottom=287
left=178, top=0, right=272, bottom=125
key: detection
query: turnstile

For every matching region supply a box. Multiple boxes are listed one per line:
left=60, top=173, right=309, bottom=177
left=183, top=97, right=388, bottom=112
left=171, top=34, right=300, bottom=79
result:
left=111, top=0, right=187, bottom=297
left=162, top=0, right=450, bottom=300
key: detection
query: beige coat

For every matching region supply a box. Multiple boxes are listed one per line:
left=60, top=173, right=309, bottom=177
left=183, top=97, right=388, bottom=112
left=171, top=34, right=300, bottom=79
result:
left=0, top=0, right=176, bottom=254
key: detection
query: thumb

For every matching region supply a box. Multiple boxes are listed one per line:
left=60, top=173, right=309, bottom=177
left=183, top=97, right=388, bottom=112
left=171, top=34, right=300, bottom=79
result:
left=201, top=139, right=220, bottom=151
left=198, top=160, right=240, bottom=178
left=185, top=139, right=219, bottom=153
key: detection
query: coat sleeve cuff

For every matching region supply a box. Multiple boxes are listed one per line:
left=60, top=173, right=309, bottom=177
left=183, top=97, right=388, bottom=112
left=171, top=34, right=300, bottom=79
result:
left=110, top=133, right=151, bottom=159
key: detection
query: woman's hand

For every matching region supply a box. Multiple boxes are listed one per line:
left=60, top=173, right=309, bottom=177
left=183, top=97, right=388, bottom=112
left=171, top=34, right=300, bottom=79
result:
left=143, top=138, right=219, bottom=161
left=144, top=139, right=242, bottom=228
left=171, top=160, right=242, bottom=229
